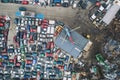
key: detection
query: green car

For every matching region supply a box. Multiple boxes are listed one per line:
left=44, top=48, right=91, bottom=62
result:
left=39, top=53, right=45, bottom=57
left=19, top=7, right=27, bottom=11
left=21, top=61, right=25, bottom=69
left=1, top=0, right=9, bottom=3
left=32, top=71, right=37, bottom=77
left=96, top=54, right=104, bottom=63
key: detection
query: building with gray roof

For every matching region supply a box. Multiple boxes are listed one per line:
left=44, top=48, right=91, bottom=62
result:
left=102, top=0, right=120, bottom=25
left=55, top=29, right=92, bottom=58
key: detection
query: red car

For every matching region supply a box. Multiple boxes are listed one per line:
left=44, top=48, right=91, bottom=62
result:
left=16, top=62, right=21, bottom=66
left=4, top=29, right=9, bottom=36
left=26, top=60, right=32, bottom=64
left=30, top=78, right=37, bottom=80
left=14, top=55, right=17, bottom=64
left=58, top=65, right=64, bottom=70
left=56, top=49, right=61, bottom=54
left=42, top=19, right=48, bottom=23
left=46, top=53, right=53, bottom=57
left=47, top=41, right=54, bottom=49
left=9, top=59, right=14, bottom=63
left=0, top=16, right=6, bottom=20
left=13, top=36, right=19, bottom=47
left=41, top=23, right=48, bottom=28
left=0, top=23, right=4, bottom=27
left=23, top=31, right=27, bottom=39
left=38, top=20, right=42, bottom=26
left=29, top=35, right=34, bottom=43
left=1, top=49, right=7, bottom=53
left=41, top=19, right=48, bottom=28
left=0, top=62, right=2, bottom=66
left=22, top=1, right=29, bottom=5
left=0, top=18, right=6, bottom=23
left=30, top=27, right=37, bottom=32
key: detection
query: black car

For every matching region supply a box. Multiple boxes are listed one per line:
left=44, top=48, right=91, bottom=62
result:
left=4, top=73, right=11, bottom=80
left=31, top=45, right=36, bottom=51
left=20, top=31, right=24, bottom=39
left=46, top=56, right=53, bottom=61
left=0, top=73, right=3, bottom=80
left=33, top=33, right=37, bottom=40
left=62, top=2, right=69, bottom=7
left=15, top=1, right=22, bottom=4
left=6, top=66, right=12, bottom=71
left=13, top=66, right=20, bottom=70
left=12, top=78, right=20, bottom=80
left=37, top=45, right=42, bottom=52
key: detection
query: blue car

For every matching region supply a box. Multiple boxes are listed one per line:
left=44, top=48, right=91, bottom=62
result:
left=46, top=67, right=52, bottom=72
left=56, top=61, right=63, bottom=65
left=27, top=25, right=30, bottom=32
left=33, top=58, right=37, bottom=65
left=24, top=72, right=31, bottom=79
left=0, top=55, right=2, bottom=58
left=64, top=55, right=69, bottom=62
left=64, top=64, right=67, bottom=71
left=2, top=62, right=8, bottom=66
left=44, top=49, right=51, bottom=53
left=7, top=49, right=14, bottom=53
left=32, top=52, right=37, bottom=57
left=2, top=55, right=9, bottom=60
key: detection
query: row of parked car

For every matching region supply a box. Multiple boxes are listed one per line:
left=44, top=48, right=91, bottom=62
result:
left=1, top=0, right=85, bottom=8
left=9, top=10, right=73, bottom=79
left=0, top=16, right=10, bottom=54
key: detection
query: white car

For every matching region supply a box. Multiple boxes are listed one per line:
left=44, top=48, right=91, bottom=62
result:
left=37, top=26, right=41, bottom=33
left=44, top=74, right=47, bottom=78
left=24, top=20, right=28, bottom=25
left=21, top=19, right=25, bottom=26
left=72, top=0, right=78, bottom=9
left=16, top=26, right=19, bottom=32
left=46, top=60, right=53, bottom=64
left=8, top=45, right=14, bottom=49
left=98, top=5, right=104, bottom=12
left=90, top=14, right=96, bottom=21
left=17, top=55, right=21, bottom=62
left=49, top=20, right=55, bottom=25
left=32, top=20, right=35, bottom=25
left=23, top=40, right=27, bottom=45
left=20, top=27, right=26, bottom=31
left=0, top=37, right=5, bottom=41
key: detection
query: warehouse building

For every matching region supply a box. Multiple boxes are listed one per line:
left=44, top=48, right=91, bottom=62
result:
left=55, top=29, right=92, bottom=58
left=102, top=0, right=120, bottom=25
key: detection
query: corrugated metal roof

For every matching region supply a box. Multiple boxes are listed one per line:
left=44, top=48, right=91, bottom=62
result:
left=55, top=29, right=89, bottom=58
left=102, top=4, right=120, bottom=25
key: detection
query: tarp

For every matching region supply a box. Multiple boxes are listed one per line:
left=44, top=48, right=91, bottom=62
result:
left=36, top=13, right=44, bottom=19
left=15, top=11, right=21, bottom=17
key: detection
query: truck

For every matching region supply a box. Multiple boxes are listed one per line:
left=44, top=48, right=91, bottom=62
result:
left=96, top=54, right=110, bottom=70
left=16, top=11, right=35, bottom=17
